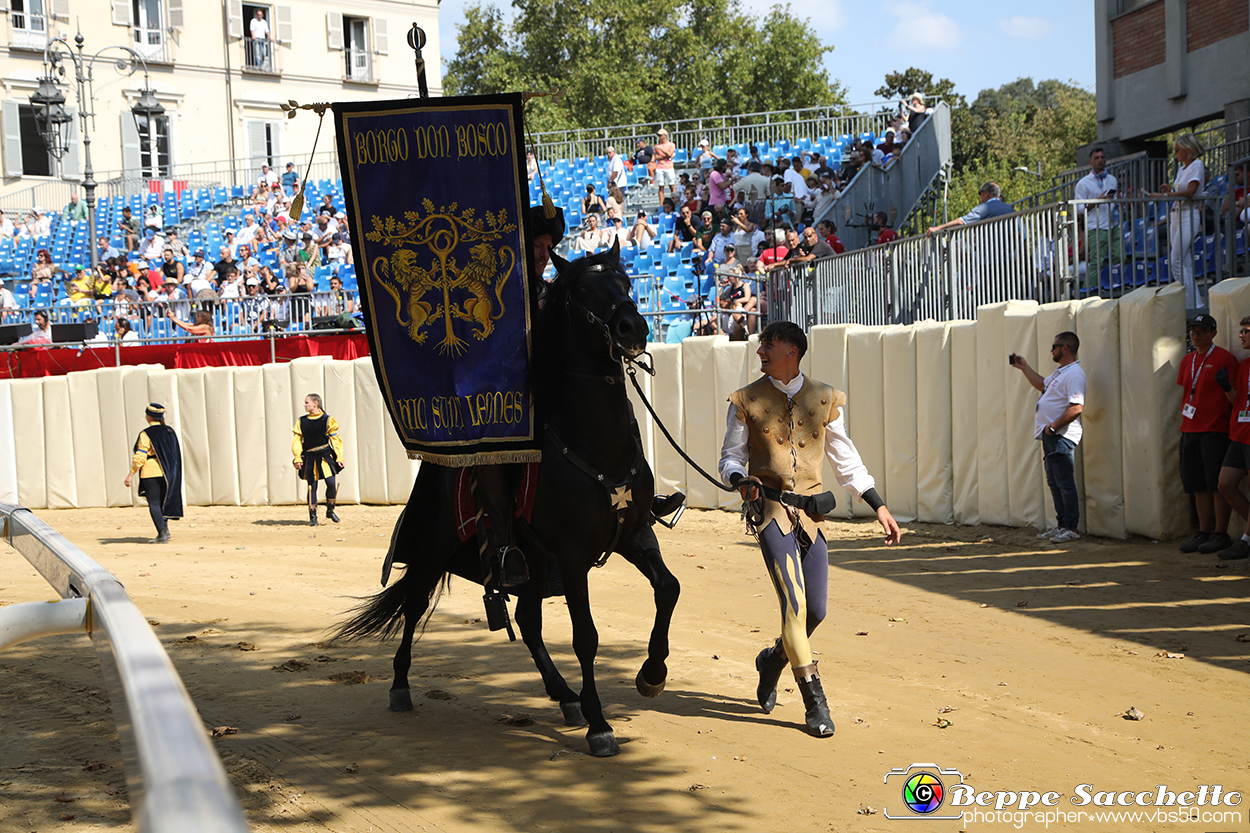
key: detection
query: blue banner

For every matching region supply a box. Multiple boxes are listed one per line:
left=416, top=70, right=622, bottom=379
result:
left=334, top=95, right=538, bottom=466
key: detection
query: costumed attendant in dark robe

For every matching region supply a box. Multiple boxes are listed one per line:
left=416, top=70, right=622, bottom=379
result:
left=293, top=393, right=345, bottom=526
left=124, top=403, right=184, bottom=543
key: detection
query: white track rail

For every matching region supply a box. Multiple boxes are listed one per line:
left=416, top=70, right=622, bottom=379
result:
left=1, top=502, right=250, bottom=833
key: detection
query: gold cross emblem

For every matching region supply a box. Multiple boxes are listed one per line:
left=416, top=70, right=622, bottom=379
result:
left=610, top=486, right=633, bottom=510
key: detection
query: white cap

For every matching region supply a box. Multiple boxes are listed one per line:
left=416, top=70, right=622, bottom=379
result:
left=246, top=277, right=260, bottom=286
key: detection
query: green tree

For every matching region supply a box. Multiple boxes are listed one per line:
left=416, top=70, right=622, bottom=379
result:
left=444, top=0, right=845, bottom=133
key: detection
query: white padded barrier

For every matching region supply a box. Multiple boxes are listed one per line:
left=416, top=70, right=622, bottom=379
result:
left=66, top=372, right=107, bottom=511
left=203, top=367, right=240, bottom=506
left=681, top=336, right=724, bottom=509
left=323, top=360, right=360, bottom=505
left=11, top=379, right=46, bottom=509
left=650, top=344, right=687, bottom=499
left=1208, top=278, right=1250, bottom=360
left=95, top=368, right=130, bottom=508
left=1075, top=298, right=1126, bottom=539
left=810, top=324, right=853, bottom=518
left=949, top=321, right=979, bottom=525
left=43, top=376, right=77, bottom=510
left=175, top=369, right=211, bottom=507
left=881, top=325, right=918, bottom=522
left=1119, top=284, right=1187, bottom=539
left=914, top=321, right=953, bottom=524
left=0, top=382, right=17, bottom=505
left=712, top=337, right=751, bottom=511
left=145, top=370, right=183, bottom=507
left=353, top=357, right=390, bottom=505
left=262, top=363, right=298, bottom=506
left=845, top=326, right=887, bottom=517
left=232, top=367, right=268, bottom=506
left=975, top=302, right=1021, bottom=526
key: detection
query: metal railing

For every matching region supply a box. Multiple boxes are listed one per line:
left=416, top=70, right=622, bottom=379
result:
left=0, top=503, right=250, bottom=832
left=813, top=102, right=952, bottom=251
left=530, top=101, right=907, bottom=166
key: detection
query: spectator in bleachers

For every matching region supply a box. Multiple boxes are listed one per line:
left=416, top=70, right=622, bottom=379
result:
left=810, top=173, right=838, bottom=220
left=604, top=216, right=629, bottom=249
left=240, top=277, right=265, bottom=330
left=526, top=151, right=538, bottom=181
left=281, top=162, right=300, bottom=193
left=707, top=159, right=730, bottom=220
left=897, top=128, right=911, bottom=149
left=279, top=229, right=301, bottom=274
left=653, top=128, right=678, bottom=206
left=18, top=310, right=52, bottom=344
left=98, top=235, right=120, bottom=262
left=703, top=217, right=736, bottom=282
left=320, top=274, right=355, bottom=319
left=907, top=93, right=928, bottom=132
left=262, top=284, right=291, bottom=331
left=111, top=275, right=140, bottom=320
left=143, top=204, right=163, bottom=231
left=927, top=182, right=1014, bottom=236
left=628, top=211, right=657, bottom=249
left=140, top=227, right=166, bottom=261
left=237, top=243, right=260, bottom=273
left=717, top=252, right=755, bottom=340
left=1222, top=165, right=1247, bottom=224
left=116, top=206, right=140, bottom=252
left=166, top=227, right=189, bottom=258
left=335, top=212, right=351, bottom=245
left=288, top=263, right=316, bottom=328
left=186, top=248, right=213, bottom=282
left=235, top=213, right=263, bottom=248
left=605, top=182, right=625, bottom=222
left=63, top=193, right=88, bottom=223
left=731, top=206, right=765, bottom=264
left=115, top=316, right=138, bottom=343
left=606, top=146, right=627, bottom=189
left=681, top=184, right=705, bottom=219
left=220, top=266, right=245, bottom=300
left=790, top=226, right=835, bottom=267
left=574, top=214, right=610, bottom=252
left=669, top=205, right=704, bottom=253
left=259, top=265, right=282, bottom=295
left=31, top=207, right=51, bottom=236
left=0, top=210, right=14, bottom=238
left=764, top=177, right=796, bottom=229
left=28, top=249, right=56, bottom=297
left=737, top=161, right=770, bottom=206
left=214, top=246, right=238, bottom=283
left=0, top=282, right=17, bottom=321
left=697, top=139, right=718, bottom=179
left=168, top=308, right=215, bottom=339
left=311, top=214, right=336, bottom=261
left=189, top=257, right=218, bottom=298
left=633, top=138, right=653, bottom=178
left=301, top=232, right=319, bottom=268
left=872, top=212, right=897, bottom=245
left=1151, top=133, right=1207, bottom=309
left=1074, top=147, right=1121, bottom=275
left=258, top=163, right=280, bottom=192
left=760, top=229, right=790, bottom=271
left=327, top=233, right=352, bottom=268
left=159, top=248, right=186, bottom=290
left=581, top=184, right=606, bottom=216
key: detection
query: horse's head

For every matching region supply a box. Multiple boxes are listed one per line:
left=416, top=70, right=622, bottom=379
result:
left=545, top=239, right=647, bottom=361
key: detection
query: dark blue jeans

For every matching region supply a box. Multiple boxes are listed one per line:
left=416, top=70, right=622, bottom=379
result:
left=1042, top=433, right=1079, bottom=530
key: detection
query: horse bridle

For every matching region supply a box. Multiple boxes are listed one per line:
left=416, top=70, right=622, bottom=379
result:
left=564, top=262, right=642, bottom=364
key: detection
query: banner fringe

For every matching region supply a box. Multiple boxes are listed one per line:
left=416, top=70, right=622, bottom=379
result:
left=409, top=450, right=542, bottom=466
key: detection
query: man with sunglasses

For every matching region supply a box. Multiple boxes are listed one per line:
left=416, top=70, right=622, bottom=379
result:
left=1010, top=332, right=1086, bottom=542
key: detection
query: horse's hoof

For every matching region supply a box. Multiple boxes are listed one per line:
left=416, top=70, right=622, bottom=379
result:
left=635, top=667, right=666, bottom=698
left=560, top=701, right=587, bottom=726
left=389, top=688, right=414, bottom=712
left=587, top=730, right=620, bottom=757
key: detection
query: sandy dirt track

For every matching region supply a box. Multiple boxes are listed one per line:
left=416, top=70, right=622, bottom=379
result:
left=2, top=504, right=1249, bottom=832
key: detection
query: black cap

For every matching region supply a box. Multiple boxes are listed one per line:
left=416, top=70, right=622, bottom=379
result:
left=527, top=204, right=565, bottom=243
left=1189, top=313, right=1217, bottom=331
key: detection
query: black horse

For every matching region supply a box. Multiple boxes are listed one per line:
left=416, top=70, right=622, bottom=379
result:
left=335, top=241, right=679, bottom=757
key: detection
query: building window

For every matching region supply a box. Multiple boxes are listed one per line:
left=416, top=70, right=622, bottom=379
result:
left=132, top=0, right=165, bottom=61
left=247, top=120, right=282, bottom=173
left=11, top=0, right=48, bottom=50
left=344, top=16, right=371, bottom=82
left=18, top=105, right=53, bottom=178
left=244, top=3, right=273, bottom=72
left=138, top=114, right=171, bottom=178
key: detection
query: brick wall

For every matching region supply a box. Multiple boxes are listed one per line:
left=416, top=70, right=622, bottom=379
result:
left=1112, top=2, right=1167, bottom=78
left=1187, top=0, right=1249, bottom=52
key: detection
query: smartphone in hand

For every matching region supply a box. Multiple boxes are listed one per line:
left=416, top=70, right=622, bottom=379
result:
left=1008, top=353, right=1018, bottom=366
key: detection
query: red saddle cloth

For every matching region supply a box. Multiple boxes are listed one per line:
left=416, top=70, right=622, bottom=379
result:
left=453, top=463, right=539, bottom=542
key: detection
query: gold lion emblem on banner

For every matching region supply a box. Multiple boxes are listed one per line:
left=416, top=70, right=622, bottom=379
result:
left=366, top=201, right=517, bottom=356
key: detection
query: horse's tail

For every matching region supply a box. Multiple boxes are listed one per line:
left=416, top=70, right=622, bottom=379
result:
left=332, top=567, right=448, bottom=642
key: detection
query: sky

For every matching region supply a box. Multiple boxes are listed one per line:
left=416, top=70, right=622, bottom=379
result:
left=433, top=0, right=1096, bottom=106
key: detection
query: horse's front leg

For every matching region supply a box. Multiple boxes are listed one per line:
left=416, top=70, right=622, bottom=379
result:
left=620, top=525, right=679, bottom=698
left=514, top=588, right=586, bottom=726
left=562, top=567, right=618, bottom=757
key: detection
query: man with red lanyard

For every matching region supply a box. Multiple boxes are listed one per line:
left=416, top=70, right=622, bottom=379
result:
left=1214, top=316, right=1250, bottom=559
left=1176, top=314, right=1239, bottom=554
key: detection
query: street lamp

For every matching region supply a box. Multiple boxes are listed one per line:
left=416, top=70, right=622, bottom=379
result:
left=27, top=31, right=163, bottom=270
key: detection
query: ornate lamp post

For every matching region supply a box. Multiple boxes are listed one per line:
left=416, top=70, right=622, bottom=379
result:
left=28, top=32, right=164, bottom=270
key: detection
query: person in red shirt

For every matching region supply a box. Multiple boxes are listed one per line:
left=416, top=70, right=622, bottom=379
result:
left=1176, top=314, right=1239, bottom=553
left=1214, top=316, right=1250, bottom=560
left=759, top=229, right=790, bottom=271
left=816, top=219, right=846, bottom=254
left=873, top=212, right=898, bottom=245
